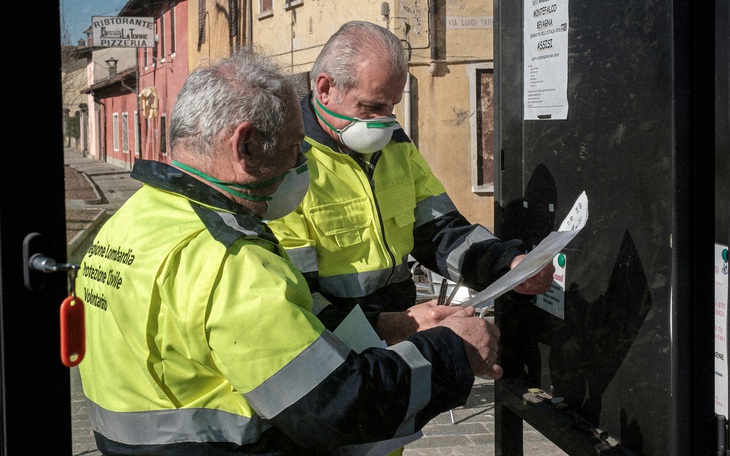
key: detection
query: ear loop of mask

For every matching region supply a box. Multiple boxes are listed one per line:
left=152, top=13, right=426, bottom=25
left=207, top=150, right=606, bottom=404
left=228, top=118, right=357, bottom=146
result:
left=314, top=97, right=396, bottom=132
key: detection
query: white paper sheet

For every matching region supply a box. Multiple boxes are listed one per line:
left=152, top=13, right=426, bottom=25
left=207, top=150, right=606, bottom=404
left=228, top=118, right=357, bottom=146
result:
left=523, top=0, right=570, bottom=120
left=333, top=305, right=387, bottom=353
left=459, top=191, right=588, bottom=308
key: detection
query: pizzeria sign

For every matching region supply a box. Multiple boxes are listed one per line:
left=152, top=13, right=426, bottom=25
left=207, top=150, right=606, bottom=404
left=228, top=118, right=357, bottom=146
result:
left=92, top=16, right=155, bottom=48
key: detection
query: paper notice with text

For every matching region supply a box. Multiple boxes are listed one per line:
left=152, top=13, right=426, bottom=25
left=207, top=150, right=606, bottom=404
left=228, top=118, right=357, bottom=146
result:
left=524, top=0, right=569, bottom=120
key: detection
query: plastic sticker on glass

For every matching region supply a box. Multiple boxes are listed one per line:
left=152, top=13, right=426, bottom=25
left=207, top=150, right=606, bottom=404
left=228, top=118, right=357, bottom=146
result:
left=535, top=253, right=566, bottom=319
left=715, top=243, right=729, bottom=418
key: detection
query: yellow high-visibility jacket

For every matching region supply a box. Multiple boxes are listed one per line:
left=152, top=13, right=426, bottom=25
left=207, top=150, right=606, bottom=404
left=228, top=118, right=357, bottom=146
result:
left=78, top=159, right=476, bottom=455
left=268, top=94, right=523, bottom=323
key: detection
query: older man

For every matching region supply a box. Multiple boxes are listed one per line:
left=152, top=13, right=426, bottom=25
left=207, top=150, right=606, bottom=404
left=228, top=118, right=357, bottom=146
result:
left=269, top=21, right=554, bottom=330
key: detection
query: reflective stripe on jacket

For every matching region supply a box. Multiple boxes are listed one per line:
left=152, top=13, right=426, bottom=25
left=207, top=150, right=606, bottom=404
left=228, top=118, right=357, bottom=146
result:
left=79, top=160, right=476, bottom=455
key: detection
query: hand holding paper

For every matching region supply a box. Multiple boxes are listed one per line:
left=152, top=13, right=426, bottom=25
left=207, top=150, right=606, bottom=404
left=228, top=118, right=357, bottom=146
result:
left=459, top=191, right=588, bottom=309
left=511, top=254, right=555, bottom=295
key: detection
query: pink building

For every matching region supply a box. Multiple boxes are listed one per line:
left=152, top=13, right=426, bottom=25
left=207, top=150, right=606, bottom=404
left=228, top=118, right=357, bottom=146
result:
left=81, top=0, right=188, bottom=167
left=131, top=0, right=189, bottom=163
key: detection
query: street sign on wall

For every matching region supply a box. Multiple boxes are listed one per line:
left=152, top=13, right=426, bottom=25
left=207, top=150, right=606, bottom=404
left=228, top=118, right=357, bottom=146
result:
left=92, top=16, right=154, bottom=48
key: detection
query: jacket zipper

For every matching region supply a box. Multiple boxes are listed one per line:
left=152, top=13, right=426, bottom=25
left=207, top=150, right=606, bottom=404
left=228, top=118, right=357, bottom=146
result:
left=354, top=151, right=398, bottom=285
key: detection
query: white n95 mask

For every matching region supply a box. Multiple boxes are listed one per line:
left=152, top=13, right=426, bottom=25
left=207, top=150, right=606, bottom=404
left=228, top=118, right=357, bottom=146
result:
left=261, top=153, right=310, bottom=220
left=314, top=97, right=396, bottom=154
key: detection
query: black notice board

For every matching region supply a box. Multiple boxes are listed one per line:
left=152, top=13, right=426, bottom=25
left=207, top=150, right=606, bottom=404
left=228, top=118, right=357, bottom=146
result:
left=492, top=0, right=725, bottom=454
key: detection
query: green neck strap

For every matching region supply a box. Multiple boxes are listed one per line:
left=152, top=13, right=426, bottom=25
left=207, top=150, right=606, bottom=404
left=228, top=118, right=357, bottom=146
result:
left=314, top=97, right=396, bottom=130
left=172, top=160, right=285, bottom=202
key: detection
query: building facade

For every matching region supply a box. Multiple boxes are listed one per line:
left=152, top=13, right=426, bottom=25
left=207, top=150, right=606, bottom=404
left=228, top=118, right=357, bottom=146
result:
left=134, top=0, right=189, bottom=164
left=81, top=0, right=188, bottom=168
left=81, top=45, right=137, bottom=168
left=189, top=0, right=497, bottom=227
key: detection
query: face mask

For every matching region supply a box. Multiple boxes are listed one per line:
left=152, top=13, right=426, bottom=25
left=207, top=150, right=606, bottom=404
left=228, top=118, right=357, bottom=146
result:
left=314, top=97, right=396, bottom=154
left=261, top=153, right=310, bottom=220
left=172, top=153, right=309, bottom=220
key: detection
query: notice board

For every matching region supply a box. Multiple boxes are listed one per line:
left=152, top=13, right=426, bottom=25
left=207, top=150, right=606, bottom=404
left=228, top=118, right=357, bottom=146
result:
left=492, top=0, right=727, bottom=454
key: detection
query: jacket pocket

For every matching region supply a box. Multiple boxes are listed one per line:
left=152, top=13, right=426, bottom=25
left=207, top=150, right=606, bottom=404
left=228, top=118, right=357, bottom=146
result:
left=376, top=179, right=416, bottom=228
left=308, top=197, right=372, bottom=248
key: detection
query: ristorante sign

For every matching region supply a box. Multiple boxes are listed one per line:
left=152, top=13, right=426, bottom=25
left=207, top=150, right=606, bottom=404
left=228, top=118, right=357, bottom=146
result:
left=92, top=16, right=155, bottom=48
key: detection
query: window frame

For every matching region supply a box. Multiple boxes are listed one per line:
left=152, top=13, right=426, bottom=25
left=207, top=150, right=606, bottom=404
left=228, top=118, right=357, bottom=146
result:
left=284, top=0, right=303, bottom=10
left=112, top=112, right=120, bottom=152
left=229, top=0, right=239, bottom=38
left=134, top=111, right=141, bottom=157
left=198, top=0, right=206, bottom=45
left=467, top=62, right=496, bottom=194
left=258, top=0, right=273, bottom=19
left=159, top=13, right=166, bottom=62
left=170, top=4, right=176, bottom=56
left=160, top=113, right=168, bottom=156
left=121, top=112, right=129, bottom=153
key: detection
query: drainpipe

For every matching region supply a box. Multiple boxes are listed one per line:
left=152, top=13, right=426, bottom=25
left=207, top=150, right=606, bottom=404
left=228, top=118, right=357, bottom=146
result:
left=404, top=0, right=435, bottom=136
left=247, top=0, right=253, bottom=49
left=403, top=0, right=435, bottom=137
left=403, top=72, right=412, bottom=137
left=429, top=0, right=437, bottom=75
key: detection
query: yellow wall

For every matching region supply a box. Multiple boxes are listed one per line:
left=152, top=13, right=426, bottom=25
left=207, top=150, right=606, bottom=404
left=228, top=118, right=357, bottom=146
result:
left=256, top=3, right=387, bottom=74
left=187, top=0, right=249, bottom=71
left=188, top=0, right=496, bottom=228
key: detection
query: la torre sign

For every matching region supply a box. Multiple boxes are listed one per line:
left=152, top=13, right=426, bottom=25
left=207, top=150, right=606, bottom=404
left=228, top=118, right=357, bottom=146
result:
left=92, top=16, right=154, bottom=48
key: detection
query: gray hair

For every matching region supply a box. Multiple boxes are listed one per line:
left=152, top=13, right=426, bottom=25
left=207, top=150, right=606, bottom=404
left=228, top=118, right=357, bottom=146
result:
left=170, top=48, right=296, bottom=156
left=311, top=21, right=408, bottom=94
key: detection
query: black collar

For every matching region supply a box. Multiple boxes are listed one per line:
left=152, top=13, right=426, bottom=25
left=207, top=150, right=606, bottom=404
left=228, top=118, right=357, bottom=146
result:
left=300, top=91, right=342, bottom=154
left=131, top=159, right=255, bottom=216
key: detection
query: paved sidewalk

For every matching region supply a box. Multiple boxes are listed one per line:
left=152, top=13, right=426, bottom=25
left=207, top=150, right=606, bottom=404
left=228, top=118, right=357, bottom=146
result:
left=64, top=147, right=566, bottom=456
left=402, top=376, right=567, bottom=456
left=64, top=150, right=141, bottom=259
